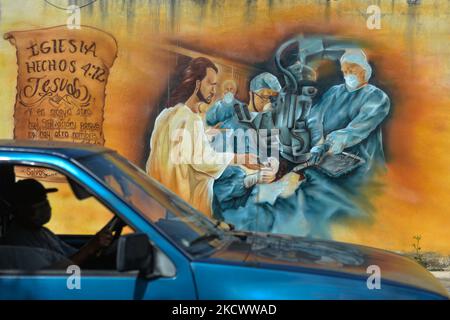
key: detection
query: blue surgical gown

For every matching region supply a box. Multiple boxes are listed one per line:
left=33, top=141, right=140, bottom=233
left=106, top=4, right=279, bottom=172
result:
left=208, top=99, right=308, bottom=235
left=302, top=83, right=390, bottom=238
left=212, top=166, right=308, bottom=236
left=206, top=98, right=257, bottom=154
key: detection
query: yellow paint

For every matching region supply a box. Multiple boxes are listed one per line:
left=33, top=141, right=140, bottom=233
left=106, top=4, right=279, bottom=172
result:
left=0, top=1, right=449, bottom=254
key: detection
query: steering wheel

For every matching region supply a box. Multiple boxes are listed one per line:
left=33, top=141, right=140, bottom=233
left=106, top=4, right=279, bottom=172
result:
left=107, top=216, right=126, bottom=240
left=96, top=216, right=126, bottom=257
left=79, top=216, right=127, bottom=270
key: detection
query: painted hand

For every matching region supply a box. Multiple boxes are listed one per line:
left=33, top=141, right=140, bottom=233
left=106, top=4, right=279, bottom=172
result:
left=309, top=143, right=330, bottom=165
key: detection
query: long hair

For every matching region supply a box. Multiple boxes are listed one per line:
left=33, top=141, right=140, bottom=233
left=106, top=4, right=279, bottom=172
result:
left=166, top=57, right=218, bottom=108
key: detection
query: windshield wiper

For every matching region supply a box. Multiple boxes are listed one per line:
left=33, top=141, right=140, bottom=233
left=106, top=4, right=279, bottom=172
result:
left=211, top=219, right=235, bottom=231
left=188, top=233, right=222, bottom=247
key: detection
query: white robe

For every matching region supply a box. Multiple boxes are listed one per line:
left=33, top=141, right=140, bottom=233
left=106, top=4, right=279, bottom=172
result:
left=146, top=103, right=233, bottom=217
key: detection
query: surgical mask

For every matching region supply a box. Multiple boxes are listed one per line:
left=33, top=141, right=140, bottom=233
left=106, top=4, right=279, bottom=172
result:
left=223, top=92, right=234, bottom=104
left=262, top=102, right=272, bottom=112
left=262, top=95, right=279, bottom=112
left=344, top=74, right=360, bottom=90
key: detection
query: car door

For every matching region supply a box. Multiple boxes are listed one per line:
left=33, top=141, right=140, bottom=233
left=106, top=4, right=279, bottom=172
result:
left=0, top=152, right=197, bottom=300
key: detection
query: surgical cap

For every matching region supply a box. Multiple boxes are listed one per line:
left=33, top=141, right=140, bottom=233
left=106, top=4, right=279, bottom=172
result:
left=250, top=72, right=282, bottom=93
left=340, top=50, right=372, bottom=81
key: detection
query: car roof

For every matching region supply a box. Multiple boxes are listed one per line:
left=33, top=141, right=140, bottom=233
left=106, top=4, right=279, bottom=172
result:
left=0, top=139, right=113, bottom=160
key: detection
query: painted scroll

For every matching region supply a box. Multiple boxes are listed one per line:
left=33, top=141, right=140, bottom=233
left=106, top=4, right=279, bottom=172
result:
left=4, top=25, right=117, bottom=180
left=4, top=25, right=117, bottom=145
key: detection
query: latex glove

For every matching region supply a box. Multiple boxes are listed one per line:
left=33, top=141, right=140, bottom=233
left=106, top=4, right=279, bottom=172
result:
left=244, top=168, right=276, bottom=188
left=262, top=157, right=280, bottom=175
left=309, top=142, right=330, bottom=165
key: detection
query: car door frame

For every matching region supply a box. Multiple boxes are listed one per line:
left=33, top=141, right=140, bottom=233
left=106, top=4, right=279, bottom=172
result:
left=0, top=150, right=197, bottom=300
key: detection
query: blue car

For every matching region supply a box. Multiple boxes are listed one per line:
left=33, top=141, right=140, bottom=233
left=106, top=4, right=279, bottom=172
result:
left=0, top=140, right=448, bottom=300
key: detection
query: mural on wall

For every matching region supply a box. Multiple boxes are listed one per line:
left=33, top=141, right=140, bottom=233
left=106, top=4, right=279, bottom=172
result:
left=0, top=0, right=449, bottom=258
left=146, top=37, right=391, bottom=240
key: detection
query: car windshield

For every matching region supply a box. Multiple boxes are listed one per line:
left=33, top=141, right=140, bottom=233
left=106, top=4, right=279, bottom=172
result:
left=77, top=151, right=227, bottom=256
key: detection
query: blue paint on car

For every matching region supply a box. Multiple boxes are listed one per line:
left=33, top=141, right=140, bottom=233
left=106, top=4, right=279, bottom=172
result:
left=0, top=140, right=447, bottom=300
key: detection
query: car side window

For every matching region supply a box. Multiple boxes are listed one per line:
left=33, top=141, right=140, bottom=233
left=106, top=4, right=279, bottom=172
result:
left=13, top=165, right=116, bottom=235
left=0, top=163, right=138, bottom=272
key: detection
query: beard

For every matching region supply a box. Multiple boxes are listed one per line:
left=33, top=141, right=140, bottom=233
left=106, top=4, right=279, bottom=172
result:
left=197, top=88, right=212, bottom=104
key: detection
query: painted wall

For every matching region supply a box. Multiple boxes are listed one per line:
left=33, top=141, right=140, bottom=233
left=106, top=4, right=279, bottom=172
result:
left=0, top=0, right=449, bottom=254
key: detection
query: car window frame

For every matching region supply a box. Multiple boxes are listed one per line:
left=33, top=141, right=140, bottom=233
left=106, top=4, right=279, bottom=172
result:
left=2, top=160, right=130, bottom=233
left=0, top=152, right=179, bottom=277
left=76, top=152, right=233, bottom=258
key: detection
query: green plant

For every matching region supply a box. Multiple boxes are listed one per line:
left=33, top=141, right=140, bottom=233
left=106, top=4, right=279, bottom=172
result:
left=412, top=235, right=427, bottom=268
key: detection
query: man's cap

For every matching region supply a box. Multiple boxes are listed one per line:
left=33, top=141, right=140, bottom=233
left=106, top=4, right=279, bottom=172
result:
left=250, top=72, right=282, bottom=93
left=11, top=179, right=58, bottom=205
left=340, top=49, right=372, bottom=81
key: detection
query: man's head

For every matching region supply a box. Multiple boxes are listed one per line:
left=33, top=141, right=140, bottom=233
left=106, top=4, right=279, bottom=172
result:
left=221, top=79, right=238, bottom=104
left=222, top=79, right=238, bottom=96
left=196, top=65, right=218, bottom=104
left=249, top=72, right=282, bottom=112
left=11, top=179, right=58, bottom=229
left=340, top=50, right=372, bottom=91
left=168, top=57, right=218, bottom=107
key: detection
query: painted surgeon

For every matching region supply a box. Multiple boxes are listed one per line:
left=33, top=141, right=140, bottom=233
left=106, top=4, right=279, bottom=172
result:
left=210, top=74, right=310, bottom=235
left=303, top=49, right=391, bottom=239
left=205, top=72, right=282, bottom=155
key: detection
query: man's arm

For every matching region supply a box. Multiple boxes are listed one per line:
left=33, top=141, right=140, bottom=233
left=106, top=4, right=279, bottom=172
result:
left=205, top=100, right=234, bottom=126
left=324, top=89, right=390, bottom=154
left=306, top=86, right=339, bottom=147
left=68, top=227, right=113, bottom=266
left=185, top=119, right=261, bottom=179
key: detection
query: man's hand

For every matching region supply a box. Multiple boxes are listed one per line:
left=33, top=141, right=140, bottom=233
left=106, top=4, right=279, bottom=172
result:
left=258, top=168, right=276, bottom=184
left=262, top=157, right=279, bottom=174
left=84, top=227, right=113, bottom=256
left=204, top=123, right=223, bottom=142
left=257, top=157, right=279, bottom=184
left=309, top=143, right=330, bottom=165
left=234, top=153, right=262, bottom=170
left=245, top=153, right=262, bottom=170
left=92, top=228, right=114, bottom=249
left=69, top=227, right=114, bottom=266
left=243, top=168, right=276, bottom=188
left=243, top=157, right=279, bottom=188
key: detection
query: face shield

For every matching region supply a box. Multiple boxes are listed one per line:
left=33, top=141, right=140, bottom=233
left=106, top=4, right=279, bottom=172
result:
left=252, top=89, right=280, bottom=112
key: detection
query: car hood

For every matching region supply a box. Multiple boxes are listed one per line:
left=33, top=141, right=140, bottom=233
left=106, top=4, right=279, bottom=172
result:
left=203, top=232, right=449, bottom=298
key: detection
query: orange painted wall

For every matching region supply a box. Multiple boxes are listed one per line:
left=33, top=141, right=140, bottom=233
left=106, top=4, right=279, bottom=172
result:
left=0, top=0, right=449, bottom=254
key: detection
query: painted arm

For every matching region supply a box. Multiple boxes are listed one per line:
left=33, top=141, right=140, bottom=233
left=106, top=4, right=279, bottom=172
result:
left=205, top=100, right=234, bottom=126
left=306, top=86, right=338, bottom=147
left=325, top=89, right=390, bottom=154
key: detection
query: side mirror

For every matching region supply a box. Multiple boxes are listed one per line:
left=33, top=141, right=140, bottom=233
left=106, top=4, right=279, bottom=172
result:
left=117, top=233, right=154, bottom=277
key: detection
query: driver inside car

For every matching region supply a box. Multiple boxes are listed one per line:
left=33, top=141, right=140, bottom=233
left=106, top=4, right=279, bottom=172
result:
left=4, top=179, right=113, bottom=267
